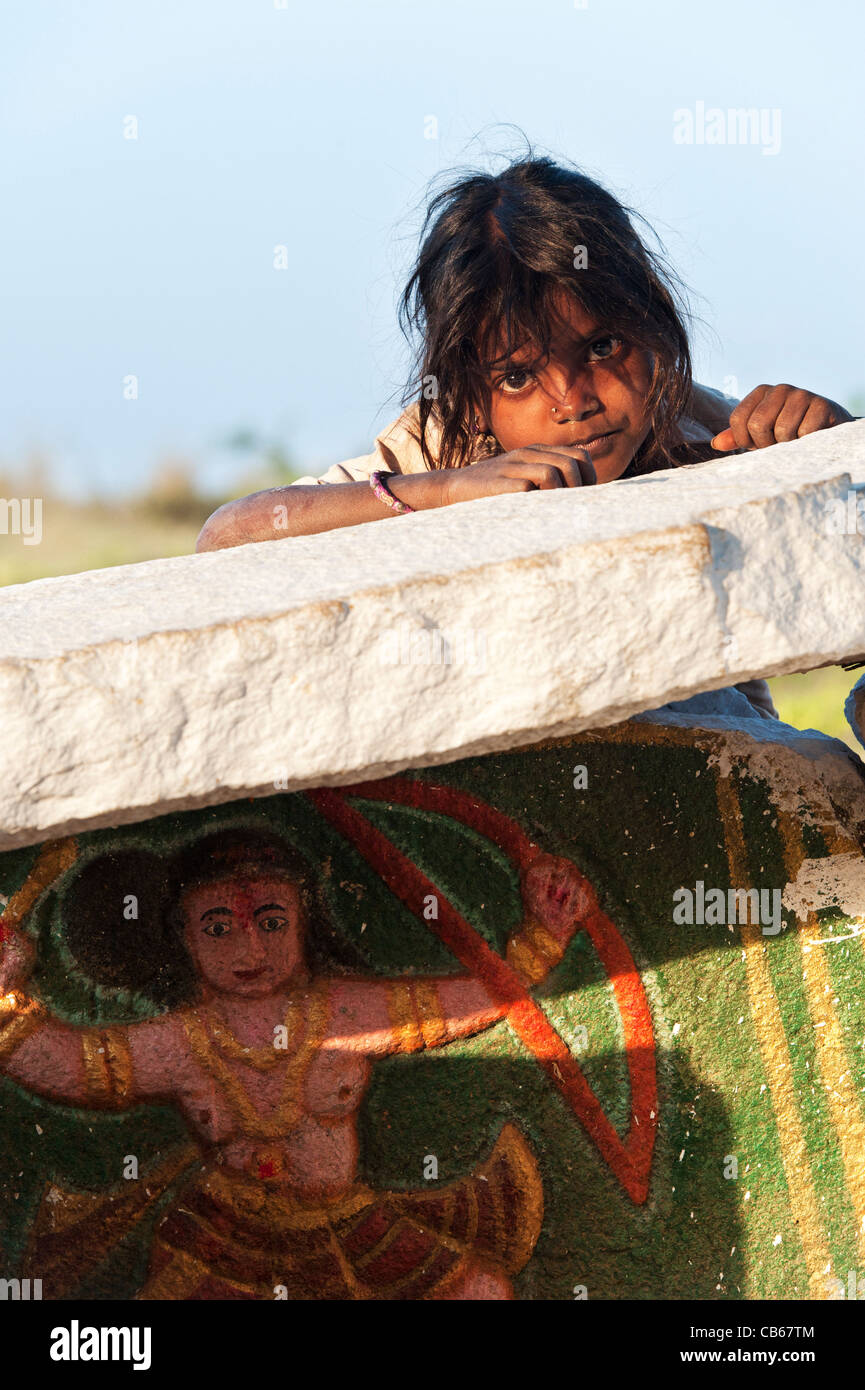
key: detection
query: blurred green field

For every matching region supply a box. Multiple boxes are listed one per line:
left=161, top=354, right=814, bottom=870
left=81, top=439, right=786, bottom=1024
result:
left=768, top=667, right=861, bottom=752
left=0, top=503, right=201, bottom=587
left=0, top=495, right=861, bottom=753
left=0, top=444, right=297, bottom=586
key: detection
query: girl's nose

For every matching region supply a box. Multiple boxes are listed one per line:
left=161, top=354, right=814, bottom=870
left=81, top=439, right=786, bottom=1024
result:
left=544, top=371, right=599, bottom=420
left=550, top=393, right=599, bottom=422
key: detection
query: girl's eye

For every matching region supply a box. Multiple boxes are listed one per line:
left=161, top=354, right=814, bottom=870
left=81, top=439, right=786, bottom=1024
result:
left=586, top=336, right=623, bottom=363
left=203, top=920, right=231, bottom=938
left=497, top=367, right=535, bottom=394
left=259, top=916, right=287, bottom=933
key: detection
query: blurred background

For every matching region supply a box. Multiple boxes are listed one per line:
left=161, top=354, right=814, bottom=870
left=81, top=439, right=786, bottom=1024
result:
left=1, top=0, right=862, bottom=744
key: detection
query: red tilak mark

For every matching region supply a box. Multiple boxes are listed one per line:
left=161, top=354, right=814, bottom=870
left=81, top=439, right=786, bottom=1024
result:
left=306, top=778, right=657, bottom=1205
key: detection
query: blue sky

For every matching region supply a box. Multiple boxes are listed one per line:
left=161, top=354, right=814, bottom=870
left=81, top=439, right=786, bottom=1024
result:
left=1, top=0, right=862, bottom=498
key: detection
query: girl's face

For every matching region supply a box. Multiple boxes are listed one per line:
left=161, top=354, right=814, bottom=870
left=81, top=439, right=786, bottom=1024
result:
left=480, top=293, right=655, bottom=483
left=182, top=874, right=306, bottom=998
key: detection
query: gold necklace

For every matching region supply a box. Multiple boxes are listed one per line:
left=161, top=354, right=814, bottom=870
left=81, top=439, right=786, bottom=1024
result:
left=182, top=982, right=329, bottom=1140
left=204, top=997, right=303, bottom=1072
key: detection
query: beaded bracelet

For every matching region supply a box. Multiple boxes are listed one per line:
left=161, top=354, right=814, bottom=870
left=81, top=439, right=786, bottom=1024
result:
left=369, top=470, right=416, bottom=514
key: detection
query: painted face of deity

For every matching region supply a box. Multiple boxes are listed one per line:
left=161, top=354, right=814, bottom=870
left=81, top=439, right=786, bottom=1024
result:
left=181, top=874, right=306, bottom=998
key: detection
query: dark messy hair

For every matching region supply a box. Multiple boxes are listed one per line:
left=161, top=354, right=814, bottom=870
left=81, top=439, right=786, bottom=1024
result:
left=400, top=154, right=695, bottom=475
left=63, top=828, right=363, bottom=1008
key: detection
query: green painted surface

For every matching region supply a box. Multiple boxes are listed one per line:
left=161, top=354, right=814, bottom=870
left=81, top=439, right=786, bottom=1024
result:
left=1, top=724, right=864, bottom=1299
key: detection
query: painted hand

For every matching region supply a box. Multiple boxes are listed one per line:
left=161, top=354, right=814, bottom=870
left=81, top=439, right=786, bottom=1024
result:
left=0, top=924, right=36, bottom=995
left=522, top=853, right=596, bottom=944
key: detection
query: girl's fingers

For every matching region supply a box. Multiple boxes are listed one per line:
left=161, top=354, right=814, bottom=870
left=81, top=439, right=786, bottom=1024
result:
left=710, top=426, right=736, bottom=452
left=712, top=384, right=773, bottom=451
left=740, top=384, right=793, bottom=448
left=554, top=447, right=597, bottom=486
left=727, top=386, right=771, bottom=450
left=797, top=396, right=835, bottom=437
left=508, top=446, right=597, bottom=488
left=710, top=385, right=850, bottom=453
left=773, top=389, right=813, bottom=442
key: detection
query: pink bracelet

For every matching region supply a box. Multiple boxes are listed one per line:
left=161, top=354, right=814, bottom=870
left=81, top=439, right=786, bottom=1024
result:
left=369, top=470, right=415, bottom=514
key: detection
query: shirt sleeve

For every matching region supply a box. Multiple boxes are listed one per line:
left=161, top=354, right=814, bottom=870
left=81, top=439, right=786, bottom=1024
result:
left=289, top=452, right=383, bottom=487
left=288, top=408, right=429, bottom=487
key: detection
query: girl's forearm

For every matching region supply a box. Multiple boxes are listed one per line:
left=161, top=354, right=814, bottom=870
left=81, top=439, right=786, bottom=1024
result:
left=196, top=471, right=448, bottom=550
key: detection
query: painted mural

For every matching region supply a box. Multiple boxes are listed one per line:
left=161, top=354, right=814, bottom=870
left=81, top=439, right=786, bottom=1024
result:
left=2, top=720, right=865, bottom=1300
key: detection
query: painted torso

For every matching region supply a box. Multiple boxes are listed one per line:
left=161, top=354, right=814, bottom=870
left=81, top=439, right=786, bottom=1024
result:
left=154, top=982, right=373, bottom=1193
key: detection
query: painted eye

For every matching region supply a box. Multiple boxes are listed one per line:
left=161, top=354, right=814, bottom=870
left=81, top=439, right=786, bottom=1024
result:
left=259, top=916, right=287, bottom=933
left=586, top=336, right=623, bottom=362
left=203, top=920, right=231, bottom=938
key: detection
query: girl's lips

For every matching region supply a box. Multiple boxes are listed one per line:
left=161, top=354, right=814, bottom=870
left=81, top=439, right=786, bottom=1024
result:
left=234, top=966, right=266, bottom=980
left=572, top=430, right=620, bottom=455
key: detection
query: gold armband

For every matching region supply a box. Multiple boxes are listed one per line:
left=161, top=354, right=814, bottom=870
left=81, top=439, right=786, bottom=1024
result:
left=0, top=990, right=47, bottom=1062
left=411, top=980, right=448, bottom=1049
left=386, top=982, right=424, bottom=1053
left=506, top=919, right=566, bottom=986
left=81, top=1027, right=133, bottom=1108
left=387, top=980, right=448, bottom=1052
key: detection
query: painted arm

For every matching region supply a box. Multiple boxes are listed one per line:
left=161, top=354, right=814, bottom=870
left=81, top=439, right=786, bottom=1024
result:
left=0, top=838, right=129, bottom=1107
left=325, top=854, right=595, bottom=1057
left=0, top=987, right=137, bottom=1109
left=0, top=980, right=188, bottom=1109
left=0, top=914, right=177, bottom=1109
left=0, top=838, right=187, bottom=1108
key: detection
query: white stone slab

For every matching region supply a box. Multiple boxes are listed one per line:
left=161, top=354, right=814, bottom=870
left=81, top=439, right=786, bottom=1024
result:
left=2, top=421, right=865, bottom=849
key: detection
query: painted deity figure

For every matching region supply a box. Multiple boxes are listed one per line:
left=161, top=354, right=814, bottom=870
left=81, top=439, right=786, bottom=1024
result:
left=0, top=829, right=592, bottom=1300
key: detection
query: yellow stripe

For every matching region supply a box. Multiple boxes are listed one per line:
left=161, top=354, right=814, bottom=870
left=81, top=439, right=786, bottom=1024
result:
left=386, top=982, right=423, bottom=1053
left=776, top=810, right=865, bottom=1267
left=81, top=1031, right=113, bottom=1105
left=529, top=715, right=860, bottom=1290
left=0, top=997, right=45, bottom=1062
left=0, top=838, right=78, bottom=933
left=103, top=1027, right=134, bottom=1105
left=411, top=981, right=448, bottom=1049
left=137, top=1247, right=214, bottom=1301
left=716, top=774, right=834, bottom=1297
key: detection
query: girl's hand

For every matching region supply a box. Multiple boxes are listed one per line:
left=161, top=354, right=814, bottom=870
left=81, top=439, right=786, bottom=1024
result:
left=440, top=445, right=596, bottom=506
left=711, top=385, right=853, bottom=453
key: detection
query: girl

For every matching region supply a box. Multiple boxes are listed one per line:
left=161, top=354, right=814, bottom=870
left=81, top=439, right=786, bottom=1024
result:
left=197, top=155, right=852, bottom=550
